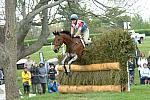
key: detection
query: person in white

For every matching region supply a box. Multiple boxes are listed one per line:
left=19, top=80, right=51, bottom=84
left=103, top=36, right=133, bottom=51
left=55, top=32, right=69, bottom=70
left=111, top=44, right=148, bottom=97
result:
left=138, top=52, right=148, bottom=84
left=138, top=52, right=148, bottom=68
left=140, top=64, right=150, bottom=84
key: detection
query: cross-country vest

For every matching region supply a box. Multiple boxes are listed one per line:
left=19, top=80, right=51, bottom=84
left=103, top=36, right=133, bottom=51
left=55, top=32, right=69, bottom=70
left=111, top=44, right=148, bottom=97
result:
left=71, top=20, right=88, bottom=33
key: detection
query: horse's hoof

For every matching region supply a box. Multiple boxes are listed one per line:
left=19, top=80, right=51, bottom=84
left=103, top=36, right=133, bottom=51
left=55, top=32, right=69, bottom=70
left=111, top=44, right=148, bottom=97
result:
left=65, top=72, right=68, bottom=75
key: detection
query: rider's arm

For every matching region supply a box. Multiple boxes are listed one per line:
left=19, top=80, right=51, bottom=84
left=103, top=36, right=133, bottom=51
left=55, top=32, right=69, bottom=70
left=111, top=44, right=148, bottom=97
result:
left=71, top=26, right=74, bottom=36
left=71, top=23, right=75, bottom=36
left=74, top=29, right=81, bottom=37
left=74, top=22, right=83, bottom=37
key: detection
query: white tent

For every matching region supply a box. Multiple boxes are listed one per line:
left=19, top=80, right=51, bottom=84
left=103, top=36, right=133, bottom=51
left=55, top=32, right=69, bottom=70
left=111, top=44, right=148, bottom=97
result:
left=16, top=59, right=27, bottom=64
left=47, top=58, right=58, bottom=65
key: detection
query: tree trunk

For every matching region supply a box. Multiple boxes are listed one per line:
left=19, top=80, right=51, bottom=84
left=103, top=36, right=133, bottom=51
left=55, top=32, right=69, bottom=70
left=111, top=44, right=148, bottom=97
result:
left=5, top=0, right=19, bottom=100
left=0, top=27, right=5, bottom=44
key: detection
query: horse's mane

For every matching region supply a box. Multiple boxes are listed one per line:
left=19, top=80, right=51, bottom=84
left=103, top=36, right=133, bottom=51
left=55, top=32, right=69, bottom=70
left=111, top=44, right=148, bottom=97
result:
left=60, top=30, right=71, bottom=37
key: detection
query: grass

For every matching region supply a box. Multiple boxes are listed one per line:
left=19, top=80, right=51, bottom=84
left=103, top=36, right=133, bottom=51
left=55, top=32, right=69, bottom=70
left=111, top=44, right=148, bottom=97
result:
left=138, top=36, right=150, bottom=55
left=21, top=85, right=150, bottom=100
left=28, top=45, right=63, bottom=62
left=19, top=36, right=150, bottom=100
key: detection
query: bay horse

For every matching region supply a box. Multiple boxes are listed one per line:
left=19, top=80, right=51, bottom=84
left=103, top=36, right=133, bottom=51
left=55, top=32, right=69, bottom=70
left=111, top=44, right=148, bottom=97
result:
left=53, top=31, right=84, bottom=75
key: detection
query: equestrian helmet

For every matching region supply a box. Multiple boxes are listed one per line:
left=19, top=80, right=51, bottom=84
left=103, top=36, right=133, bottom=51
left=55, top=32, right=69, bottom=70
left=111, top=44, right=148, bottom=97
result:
left=70, top=14, right=78, bottom=20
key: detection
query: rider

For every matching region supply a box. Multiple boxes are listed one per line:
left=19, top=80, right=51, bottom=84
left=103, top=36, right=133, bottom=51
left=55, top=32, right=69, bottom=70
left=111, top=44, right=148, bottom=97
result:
left=70, top=14, right=92, bottom=45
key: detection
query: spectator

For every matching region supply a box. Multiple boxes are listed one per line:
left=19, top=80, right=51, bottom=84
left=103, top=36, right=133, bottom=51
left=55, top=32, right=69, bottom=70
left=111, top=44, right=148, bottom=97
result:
left=38, top=62, right=47, bottom=94
left=0, top=68, right=4, bottom=85
left=127, top=55, right=135, bottom=85
left=134, top=45, right=141, bottom=67
left=140, top=64, right=150, bottom=85
left=138, top=52, right=148, bottom=72
left=147, top=51, right=150, bottom=68
left=138, top=52, right=148, bottom=84
left=48, top=63, right=57, bottom=83
left=22, top=66, right=31, bottom=94
left=134, top=36, right=139, bottom=44
left=48, top=81, right=59, bottom=93
left=30, top=62, right=42, bottom=94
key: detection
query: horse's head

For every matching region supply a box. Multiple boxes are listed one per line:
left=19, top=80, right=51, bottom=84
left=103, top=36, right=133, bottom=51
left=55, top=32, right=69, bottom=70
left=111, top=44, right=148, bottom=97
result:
left=53, top=31, right=63, bottom=53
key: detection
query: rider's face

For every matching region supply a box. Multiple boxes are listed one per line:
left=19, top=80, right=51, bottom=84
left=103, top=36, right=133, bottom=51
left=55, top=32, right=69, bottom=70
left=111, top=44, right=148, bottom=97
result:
left=71, top=20, right=77, bottom=24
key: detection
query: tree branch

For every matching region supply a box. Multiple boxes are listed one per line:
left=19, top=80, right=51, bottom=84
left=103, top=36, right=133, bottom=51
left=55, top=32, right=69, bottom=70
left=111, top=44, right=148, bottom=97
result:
left=17, top=0, right=66, bottom=59
left=20, top=0, right=65, bottom=27
left=17, top=0, right=65, bottom=43
left=92, top=0, right=111, bottom=9
left=18, top=0, right=51, bottom=59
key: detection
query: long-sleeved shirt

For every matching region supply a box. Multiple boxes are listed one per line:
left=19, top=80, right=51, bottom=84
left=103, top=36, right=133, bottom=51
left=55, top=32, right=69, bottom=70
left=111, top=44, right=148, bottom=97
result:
left=22, top=71, right=31, bottom=85
left=140, top=67, right=150, bottom=78
left=38, top=66, right=47, bottom=83
left=138, top=57, right=148, bottom=69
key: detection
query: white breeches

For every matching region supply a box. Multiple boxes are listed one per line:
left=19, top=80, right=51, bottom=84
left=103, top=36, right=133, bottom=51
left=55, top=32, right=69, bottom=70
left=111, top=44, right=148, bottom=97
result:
left=82, top=28, right=91, bottom=44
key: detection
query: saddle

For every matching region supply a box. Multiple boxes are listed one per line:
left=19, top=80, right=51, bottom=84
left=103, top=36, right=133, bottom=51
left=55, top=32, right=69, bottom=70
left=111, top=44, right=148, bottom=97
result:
left=73, top=35, right=85, bottom=47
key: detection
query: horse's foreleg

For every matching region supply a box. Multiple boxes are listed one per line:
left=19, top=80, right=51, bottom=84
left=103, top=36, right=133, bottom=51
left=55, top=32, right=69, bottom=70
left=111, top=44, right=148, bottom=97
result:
left=61, top=53, right=68, bottom=74
left=67, top=54, right=78, bottom=73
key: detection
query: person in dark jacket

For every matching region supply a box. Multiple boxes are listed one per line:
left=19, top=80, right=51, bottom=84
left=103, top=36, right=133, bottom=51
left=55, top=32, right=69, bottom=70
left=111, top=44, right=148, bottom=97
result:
left=134, top=45, right=141, bottom=67
left=0, top=68, right=4, bottom=85
left=127, top=55, right=135, bottom=85
left=30, top=62, right=42, bottom=94
left=48, top=63, right=57, bottom=82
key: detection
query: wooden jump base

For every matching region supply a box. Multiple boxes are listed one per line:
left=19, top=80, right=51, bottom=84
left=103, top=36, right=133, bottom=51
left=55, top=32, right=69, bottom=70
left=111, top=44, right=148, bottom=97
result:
left=58, top=85, right=121, bottom=93
left=58, top=62, right=120, bottom=72
left=57, top=62, right=122, bottom=93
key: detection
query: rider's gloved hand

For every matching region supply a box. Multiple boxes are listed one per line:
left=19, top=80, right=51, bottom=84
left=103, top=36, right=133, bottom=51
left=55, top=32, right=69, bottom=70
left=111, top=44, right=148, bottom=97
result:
left=74, top=34, right=77, bottom=37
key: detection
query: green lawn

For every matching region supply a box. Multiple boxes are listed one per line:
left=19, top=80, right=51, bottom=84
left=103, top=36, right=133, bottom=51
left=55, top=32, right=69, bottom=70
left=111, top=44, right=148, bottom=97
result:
left=138, top=36, right=150, bottom=55
left=19, top=36, right=150, bottom=100
left=21, top=85, right=150, bottom=100
left=29, top=45, right=63, bottom=62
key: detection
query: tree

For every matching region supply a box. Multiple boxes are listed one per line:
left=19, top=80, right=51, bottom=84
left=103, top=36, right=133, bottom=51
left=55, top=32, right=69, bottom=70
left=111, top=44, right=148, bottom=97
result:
left=2, top=0, right=66, bottom=99
left=16, top=0, right=65, bottom=60
left=4, top=0, right=18, bottom=100
left=131, top=14, right=150, bottom=29
left=102, top=7, right=131, bottom=28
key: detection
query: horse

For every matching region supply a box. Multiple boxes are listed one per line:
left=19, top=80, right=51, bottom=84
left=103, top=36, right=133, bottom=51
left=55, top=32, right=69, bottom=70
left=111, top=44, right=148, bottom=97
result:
left=53, top=31, right=84, bottom=75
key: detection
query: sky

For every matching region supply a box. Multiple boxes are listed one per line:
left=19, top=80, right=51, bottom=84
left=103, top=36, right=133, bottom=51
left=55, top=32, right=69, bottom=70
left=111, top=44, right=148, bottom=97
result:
left=84, top=0, right=150, bottom=21
left=129, top=0, right=150, bottom=20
